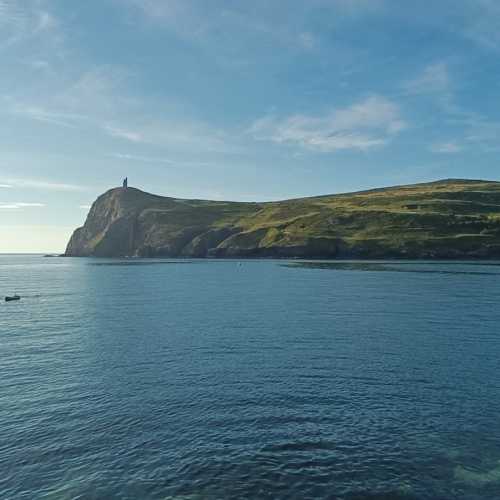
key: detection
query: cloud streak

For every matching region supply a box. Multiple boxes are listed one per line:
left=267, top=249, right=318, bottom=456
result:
left=249, top=96, right=406, bottom=152
left=430, top=141, right=463, bottom=154
left=403, top=62, right=450, bottom=95
left=110, top=153, right=216, bottom=167
left=0, top=0, right=58, bottom=50
left=0, top=202, right=45, bottom=210
left=8, top=101, right=86, bottom=128
left=5, top=62, right=235, bottom=155
left=103, top=119, right=234, bottom=153
left=104, top=124, right=144, bottom=143
left=2, top=178, right=87, bottom=192
left=460, top=0, right=500, bottom=51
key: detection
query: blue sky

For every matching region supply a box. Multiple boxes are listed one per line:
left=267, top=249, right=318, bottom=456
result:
left=1, top=0, right=500, bottom=252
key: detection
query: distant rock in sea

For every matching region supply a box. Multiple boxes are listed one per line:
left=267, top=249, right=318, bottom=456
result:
left=65, top=179, right=500, bottom=259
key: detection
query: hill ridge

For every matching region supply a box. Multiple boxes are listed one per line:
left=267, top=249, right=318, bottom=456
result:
left=66, top=178, right=500, bottom=259
left=96, top=177, right=499, bottom=204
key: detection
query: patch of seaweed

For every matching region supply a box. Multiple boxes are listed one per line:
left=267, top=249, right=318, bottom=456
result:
left=454, top=461, right=500, bottom=486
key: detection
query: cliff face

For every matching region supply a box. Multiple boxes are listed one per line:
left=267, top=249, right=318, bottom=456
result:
left=65, top=179, right=500, bottom=258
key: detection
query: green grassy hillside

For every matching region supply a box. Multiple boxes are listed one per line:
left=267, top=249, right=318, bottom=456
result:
left=65, top=179, right=500, bottom=258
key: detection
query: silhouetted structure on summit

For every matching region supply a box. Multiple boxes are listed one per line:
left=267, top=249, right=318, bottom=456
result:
left=123, top=177, right=128, bottom=189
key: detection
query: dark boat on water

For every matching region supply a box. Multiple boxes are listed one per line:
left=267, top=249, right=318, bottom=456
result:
left=5, top=294, right=21, bottom=302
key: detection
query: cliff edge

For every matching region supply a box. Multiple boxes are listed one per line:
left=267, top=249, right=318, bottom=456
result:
left=65, top=179, right=500, bottom=258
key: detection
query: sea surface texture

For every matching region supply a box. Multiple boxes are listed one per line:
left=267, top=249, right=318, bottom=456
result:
left=2, top=255, right=500, bottom=500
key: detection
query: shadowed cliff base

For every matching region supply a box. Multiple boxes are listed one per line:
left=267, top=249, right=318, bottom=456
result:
left=65, top=179, right=500, bottom=259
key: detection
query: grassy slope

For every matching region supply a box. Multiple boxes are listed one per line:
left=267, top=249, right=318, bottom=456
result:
left=66, top=179, right=500, bottom=258
left=217, top=179, right=500, bottom=257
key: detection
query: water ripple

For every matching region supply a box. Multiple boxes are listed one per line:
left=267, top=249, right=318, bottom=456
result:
left=2, top=256, right=500, bottom=499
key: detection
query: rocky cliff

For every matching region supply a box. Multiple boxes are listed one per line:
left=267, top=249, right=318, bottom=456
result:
left=65, top=179, right=500, bottom=258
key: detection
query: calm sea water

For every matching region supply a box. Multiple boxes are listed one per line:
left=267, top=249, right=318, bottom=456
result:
left=2, top=255, right=500, bottom=500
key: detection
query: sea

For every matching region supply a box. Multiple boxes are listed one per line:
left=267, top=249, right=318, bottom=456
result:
left=2, top=255, right=500, bottom=500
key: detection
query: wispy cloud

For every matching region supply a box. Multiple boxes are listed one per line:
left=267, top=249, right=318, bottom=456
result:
left=460, top=0, right=500, bottom=51
left=0, top=202, right=45, bottom=210
left=3, top=178, right=86, bottom=192
left=5, top=63, right=235, bottom=154
left=125, top=0, right=371, bottom=57
left=430, top=91, right=500, bottom=152
left=462, top=116, right=500, bottom=151
left=104, top=124, right=144, bottom=143
left=0, top=183, right=12, bottom=188
left=5, top=60, right=232, bottom=154
left=249, top=95, right=406, bottom=152
left=103, top=119, right=234, bottom=153
left=7, top=101, right=86, bottom=128
left=5, top=67, right=132, bottom=132
left=401, top=58, right=500, bottom=153
left=126, top=0, right=187, bottom=22
left=57, top=67, right=135, bottom=112
left=404, top=62, right=450, bottom=95
left=430, top=141, right=463, bottom=154
left=28, top=59, right=51, bottom=71
left=0, top=0, right=31, bottom=30
left=110, top=153, right=216, bottom=167
left=36, top=11, right=56, bottom=32
left=79, top=204, right=91, bottom=210
left=111, top=152, right=173, bottom=163
left=0, top=1, right=58, bottom=50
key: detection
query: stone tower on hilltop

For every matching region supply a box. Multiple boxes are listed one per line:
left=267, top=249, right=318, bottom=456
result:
left=123, top=177, right=128, bottom=189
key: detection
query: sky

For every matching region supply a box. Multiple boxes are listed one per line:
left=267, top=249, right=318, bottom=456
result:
left=1, top=0, right=500, bottom=252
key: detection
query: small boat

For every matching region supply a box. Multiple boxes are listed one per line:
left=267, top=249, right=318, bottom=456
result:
left=5, top=294, right=21, bottom=302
